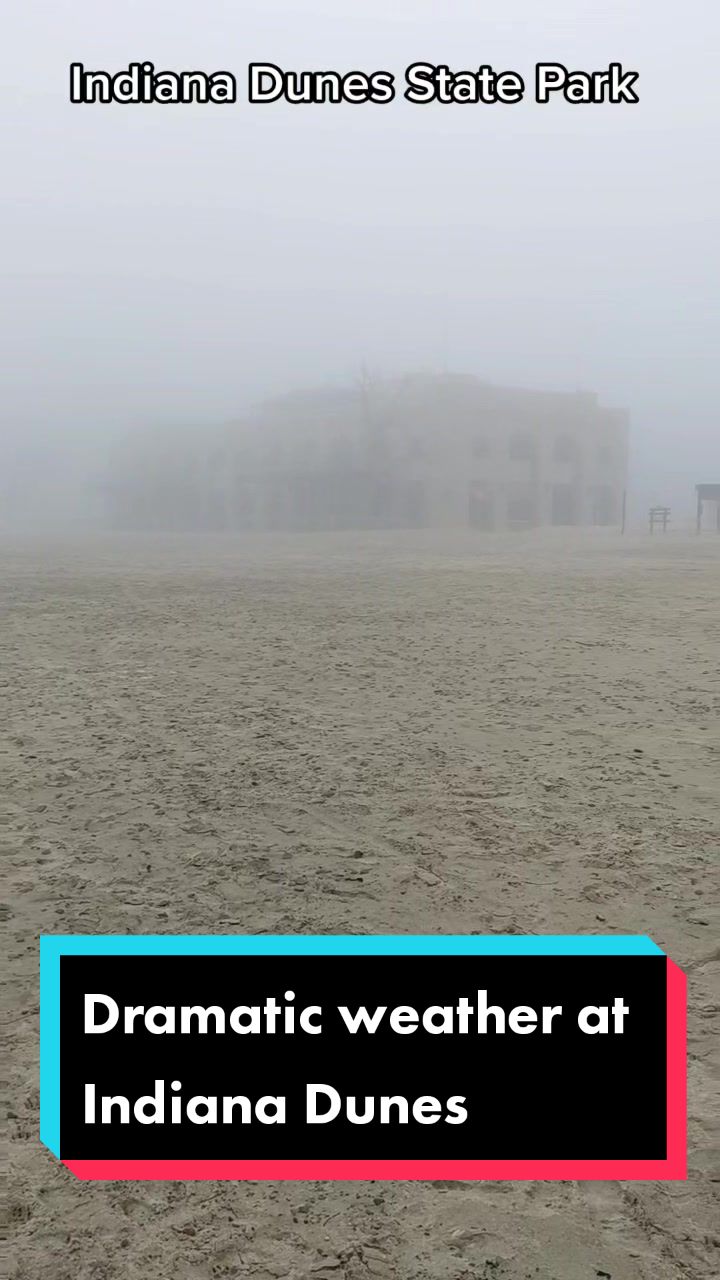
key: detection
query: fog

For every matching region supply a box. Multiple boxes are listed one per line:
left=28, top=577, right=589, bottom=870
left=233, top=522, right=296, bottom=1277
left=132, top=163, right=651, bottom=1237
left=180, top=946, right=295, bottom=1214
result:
left=3, top=0, right=719, bottom=528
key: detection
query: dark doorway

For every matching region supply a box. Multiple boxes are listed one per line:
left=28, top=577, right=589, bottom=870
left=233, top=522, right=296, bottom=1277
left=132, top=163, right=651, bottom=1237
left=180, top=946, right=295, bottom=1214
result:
left=403, top=482, right=429, bottom=527
left=551, top=484, right=577, bottom=526
left=468, top=486, right=495, bottom=529
left=506, top=495, right=539, bottom=528
left=593, top=485, right=616, bottom=526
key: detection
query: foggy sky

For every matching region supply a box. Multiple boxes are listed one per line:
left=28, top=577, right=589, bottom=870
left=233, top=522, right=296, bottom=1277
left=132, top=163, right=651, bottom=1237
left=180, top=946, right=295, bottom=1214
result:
left=3, top=0, right=719, bottom=522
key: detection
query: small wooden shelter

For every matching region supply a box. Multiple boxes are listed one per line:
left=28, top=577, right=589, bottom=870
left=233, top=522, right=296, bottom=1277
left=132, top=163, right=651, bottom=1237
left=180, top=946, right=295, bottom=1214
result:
left=695, top=483, right=720, bottom=533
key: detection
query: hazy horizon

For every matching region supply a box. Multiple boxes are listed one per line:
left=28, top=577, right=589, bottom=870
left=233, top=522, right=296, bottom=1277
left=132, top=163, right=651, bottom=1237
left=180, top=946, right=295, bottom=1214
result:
left=3, top=0, right=719, bottom=526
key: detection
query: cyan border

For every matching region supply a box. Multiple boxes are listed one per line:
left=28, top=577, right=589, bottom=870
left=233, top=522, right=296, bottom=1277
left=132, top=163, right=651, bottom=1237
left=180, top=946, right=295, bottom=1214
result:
left=40, top=933, right=663, bottom=1158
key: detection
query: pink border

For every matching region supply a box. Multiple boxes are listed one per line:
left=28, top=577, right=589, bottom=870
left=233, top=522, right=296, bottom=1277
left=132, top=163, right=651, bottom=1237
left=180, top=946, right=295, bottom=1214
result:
left=64, top=958, right=686, bottom=1182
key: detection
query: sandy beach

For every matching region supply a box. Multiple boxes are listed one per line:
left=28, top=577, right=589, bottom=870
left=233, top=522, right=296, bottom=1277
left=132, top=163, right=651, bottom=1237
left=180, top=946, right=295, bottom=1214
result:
left=4, top=528, right=719, bottom=1280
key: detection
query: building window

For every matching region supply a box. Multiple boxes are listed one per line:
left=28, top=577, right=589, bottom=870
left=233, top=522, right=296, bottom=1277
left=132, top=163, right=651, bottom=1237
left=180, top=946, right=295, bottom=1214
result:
left=509, top=432, right=536, bottom=461
left=330, top=438, right=352, bottom=467
left=553, top=435, right=577, bottom=463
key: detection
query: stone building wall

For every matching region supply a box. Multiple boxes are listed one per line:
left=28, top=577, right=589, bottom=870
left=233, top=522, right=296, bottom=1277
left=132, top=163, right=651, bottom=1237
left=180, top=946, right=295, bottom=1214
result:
left=105, top=374, right=629, bottom=532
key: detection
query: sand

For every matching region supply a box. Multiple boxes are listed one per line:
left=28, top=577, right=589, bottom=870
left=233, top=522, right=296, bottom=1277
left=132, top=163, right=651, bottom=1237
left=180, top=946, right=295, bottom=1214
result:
left=4, top=528, right=719, bottom=1280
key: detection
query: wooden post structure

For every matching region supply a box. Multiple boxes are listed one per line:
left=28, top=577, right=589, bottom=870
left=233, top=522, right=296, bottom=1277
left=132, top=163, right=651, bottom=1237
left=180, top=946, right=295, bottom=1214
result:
left=649, top=506, right=671, bottom=534
left=621, top=488, right=627, bottom=535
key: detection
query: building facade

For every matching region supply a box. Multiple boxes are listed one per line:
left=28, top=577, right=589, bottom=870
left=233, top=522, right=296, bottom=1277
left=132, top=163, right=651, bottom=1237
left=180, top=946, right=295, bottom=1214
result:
left=107, top=374, right=629, bottom=532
